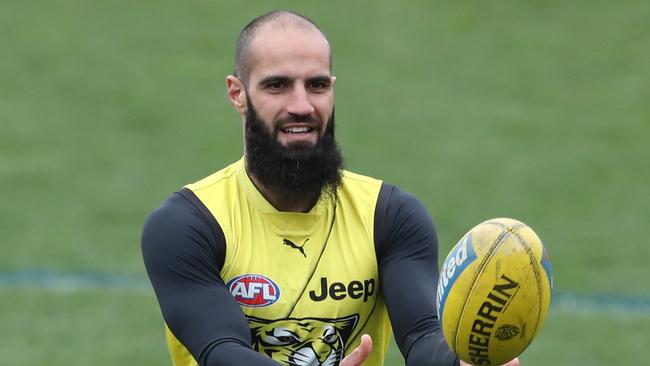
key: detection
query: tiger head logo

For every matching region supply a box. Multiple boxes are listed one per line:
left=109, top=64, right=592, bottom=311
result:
left=247, top=314, right=359, bottom=366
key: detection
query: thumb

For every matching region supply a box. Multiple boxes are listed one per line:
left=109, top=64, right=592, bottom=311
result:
left=340, top=334, right=373, bottom=366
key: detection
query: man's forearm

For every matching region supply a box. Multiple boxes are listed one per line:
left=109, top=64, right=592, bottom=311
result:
left=406, top=332, right=459, bottom=366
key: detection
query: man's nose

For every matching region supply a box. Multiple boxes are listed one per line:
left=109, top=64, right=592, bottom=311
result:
left=286, top=86, right=315, bottom=116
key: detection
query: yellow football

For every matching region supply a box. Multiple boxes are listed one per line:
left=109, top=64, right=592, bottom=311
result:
left=436, top=218, right=553, bottom=366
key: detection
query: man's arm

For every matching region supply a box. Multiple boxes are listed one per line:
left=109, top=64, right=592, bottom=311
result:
left=141, top=189, right=279, bottom=365
left=375, top=184, right=459, bottom=366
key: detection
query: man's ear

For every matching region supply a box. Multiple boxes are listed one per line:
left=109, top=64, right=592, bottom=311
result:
left=226, top=75, right=247, bottom=114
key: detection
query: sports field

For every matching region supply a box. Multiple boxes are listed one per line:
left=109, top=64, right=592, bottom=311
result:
left=2, top=1, right=649, bottom=365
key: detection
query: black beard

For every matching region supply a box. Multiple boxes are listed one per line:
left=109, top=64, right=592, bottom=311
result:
left=244, top=101, right=343, bottom=204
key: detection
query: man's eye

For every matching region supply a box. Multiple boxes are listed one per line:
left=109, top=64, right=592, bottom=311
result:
left=310, top=82, right=330, bottom=91
left=267, top=81, right=285, bottom=90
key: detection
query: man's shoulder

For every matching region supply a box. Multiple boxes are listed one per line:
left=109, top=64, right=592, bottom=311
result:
left=340, top=169, right=383, bottom=187
left=185, top=159, right=243, bottom=193
left=339, top=170, right=418, bottom=204
left=337, top=170, right=384, bottom=211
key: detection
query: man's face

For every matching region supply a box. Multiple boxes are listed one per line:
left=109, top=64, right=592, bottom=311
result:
left=243, top=98, right=342, bottom=201
left=243, top=25, right=334, bottom=148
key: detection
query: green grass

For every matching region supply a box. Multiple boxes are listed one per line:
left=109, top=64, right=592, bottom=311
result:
left=0, top=289, right=168, bottom=366
left=2, top=0, right=649, bottom=365
left=523, top=309, right=650, bottom=365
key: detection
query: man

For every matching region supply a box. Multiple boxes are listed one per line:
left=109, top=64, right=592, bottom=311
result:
left=142, top=10, right=519, bottom=366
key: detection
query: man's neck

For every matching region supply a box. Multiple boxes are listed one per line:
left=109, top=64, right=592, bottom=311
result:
left=248, top=171, right=320, bottom=213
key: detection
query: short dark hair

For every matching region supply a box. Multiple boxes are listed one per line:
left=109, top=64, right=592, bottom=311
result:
left=234, top=10, right=331, bottom=85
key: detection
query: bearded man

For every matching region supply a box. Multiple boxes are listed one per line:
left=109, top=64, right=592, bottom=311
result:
left=142, top=10, right=519, bottom=366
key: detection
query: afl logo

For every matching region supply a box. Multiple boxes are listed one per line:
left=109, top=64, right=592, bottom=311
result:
left=227, top=274, right=280, bottom=307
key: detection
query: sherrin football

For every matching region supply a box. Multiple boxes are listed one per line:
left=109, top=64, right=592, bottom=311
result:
left=436, top=218, right=552, bottom=366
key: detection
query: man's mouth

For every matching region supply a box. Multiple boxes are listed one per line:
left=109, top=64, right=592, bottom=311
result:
left=277, top=122, right=320, bottom=145
left=282, top=126, right=314, bottom=134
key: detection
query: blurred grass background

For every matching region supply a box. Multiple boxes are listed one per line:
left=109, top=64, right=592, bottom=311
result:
left=2, top=0, right=649, bottom=365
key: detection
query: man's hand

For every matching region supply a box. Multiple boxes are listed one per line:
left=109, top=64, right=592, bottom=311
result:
left=340, top=334, right=372, bottom=366
left=460, top=358, right=519, bottom=366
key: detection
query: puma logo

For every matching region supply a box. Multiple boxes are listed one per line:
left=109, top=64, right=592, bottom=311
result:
left=283, top=238, right=309, bottom=258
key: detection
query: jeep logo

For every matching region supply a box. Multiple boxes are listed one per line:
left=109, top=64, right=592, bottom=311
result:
left=309, top=277, right=375, bottom=302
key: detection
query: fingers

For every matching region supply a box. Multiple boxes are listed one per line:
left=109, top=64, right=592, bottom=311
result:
left=505, top=358, right=520, bottom=366
left=340, top=334, right=373, bottom=366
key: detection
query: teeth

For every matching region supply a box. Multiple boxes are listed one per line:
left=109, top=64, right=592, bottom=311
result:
left=284, top=127, right=311, bottom=133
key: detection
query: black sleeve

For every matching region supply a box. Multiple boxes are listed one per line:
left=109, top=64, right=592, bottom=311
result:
left=141, top=188, right=280, bottom=366
left=375, top=184, right=460, bottom=366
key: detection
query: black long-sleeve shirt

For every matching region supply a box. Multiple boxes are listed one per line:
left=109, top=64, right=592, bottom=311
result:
left=142, top=183, right=459, bottom=365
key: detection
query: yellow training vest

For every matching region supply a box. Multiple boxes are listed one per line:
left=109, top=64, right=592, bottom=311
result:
left=165, top=159, right=391, bottom=366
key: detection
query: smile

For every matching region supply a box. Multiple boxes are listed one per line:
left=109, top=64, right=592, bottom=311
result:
left=282, top=126, right=314, bottom=133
